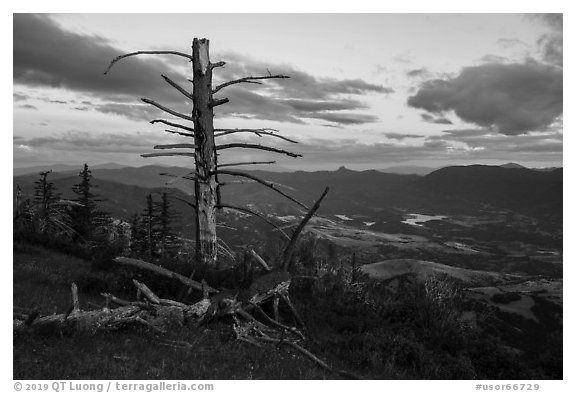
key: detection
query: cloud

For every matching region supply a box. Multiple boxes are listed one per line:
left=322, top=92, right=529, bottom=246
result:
left=13, top=92, right=29, bottom=102
left=215, top=84, right=379, bottom=125
left=479, top=54, right=509, bottom=64
left=406, top=68, right=430, bottom=78
left=530, top=13, right=563, bottom=67
left=92, top=102, right=163, bottom=121
left=13, top=15, right=390, bottom=126
left=383, top=132, right=424, bottom=141
left=46, top=99, right=68, bottom=104
left=13, top=129, right=172, bottom=154
left=420, top=113, right=452, bottom=125
left=281, top=98, right=368, bottom=112
left=407, top=62, right=562, bottom=135
left=441, top=128, right=494, bottom=137
left=497, top=38, right=527, bottom=49
left=302, top=112, right=378, bottom=125
left=208, top=52, right=391, bottom=125
left=13, top=14, right=185, bottom=105
left=214, top=52, right=393, bottom=100
left=18, top=104, right=38, bottom=110
left=426, top=128, right=563, bottom=155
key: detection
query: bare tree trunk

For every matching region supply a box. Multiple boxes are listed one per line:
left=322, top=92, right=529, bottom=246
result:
left=192, top=38, right=218, bottom=267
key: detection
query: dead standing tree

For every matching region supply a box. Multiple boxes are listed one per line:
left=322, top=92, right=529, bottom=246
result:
left=14, top=38, right=350, bottom=378
left=104, top=38, right=327, bottom=268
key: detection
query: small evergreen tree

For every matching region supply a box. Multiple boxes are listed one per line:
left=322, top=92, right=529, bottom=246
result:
left=70, top=163, right=102, bottom=240
left=14, top=184, right=22, bottom=220
left=128, top=213, right=147, bottom=258
left=143, top=193, right=156, bottom=259
left=33, top=171, right=60, bottom=218
left=31, top=170, right=70, bottom=236
left=155, top=192, right=180, bottom=261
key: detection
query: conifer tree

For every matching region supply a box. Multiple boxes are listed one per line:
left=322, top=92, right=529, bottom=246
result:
left=143, top=193, right=156, bottom=259
left=31, top=170, right=69, bottom=236
left=70, top=163, right=103, bottom=239
left=129, top=213, right=147, bottom=258
left=155, top=192, right=179, bottom=260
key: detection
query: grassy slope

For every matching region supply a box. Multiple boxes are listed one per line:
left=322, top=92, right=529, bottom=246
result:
left=12, top=243, right=352, bottom=380
left=13, top=241, right=561, bottom=380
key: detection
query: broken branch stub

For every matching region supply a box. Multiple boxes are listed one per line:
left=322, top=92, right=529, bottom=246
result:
left=150, top=119, right=194, bottom=133
left=283, top=187, right=330, bottom=271
left=161, top=74, right=194, bottom=100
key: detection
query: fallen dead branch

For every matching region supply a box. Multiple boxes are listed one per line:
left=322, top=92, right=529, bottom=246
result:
left=114, top=257, right=218, bottom=293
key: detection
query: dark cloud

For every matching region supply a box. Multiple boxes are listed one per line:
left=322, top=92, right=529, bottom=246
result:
left=302, top=112, right=378, bottom=125
left=18, top=104, right=38, bottom=110
left=441, top=128, right=494, bottom=137
left=216, top=87, right=378, bottom=125
left=13, top=15, right=388, bottom=126
left=281, top=98, right=368, bottom=112
left=509, top=140, right=562, bottom=153
left=383, top=132, right=424, bottom=141
left=406, top=68, right=429, bottom=78
left=13, top=92, right=29, bottom=102
left=420, top=113, right=452, bottom=125
left=423, top=139, right=450, bottom=149
left=479, top=54, right=509, bottom=64
left=14, top=130, right=172, bottom=153
left=46, top=99, right=68, bottom=104
left=530, top=13, right=563, bottom=67
left=92, top=102, right=163, bottom=121
left=216, top=88, right=306, bottom=124
left=426, top=128, right=562, bottom=155
left=497, top=38, right=527, bottom=49
left=208, top=52, right=391, bottom=125
left=407, top=62, right=562, bottom=135
left=13, top=14, right=184, bottom=105
left=214, top=52, right=393, bottom=100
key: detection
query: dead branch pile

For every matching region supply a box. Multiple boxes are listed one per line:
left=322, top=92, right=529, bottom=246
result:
left=13, top=220, right=358, bottom=378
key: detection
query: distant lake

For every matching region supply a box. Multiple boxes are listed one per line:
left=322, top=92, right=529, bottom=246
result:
left=402, top=213, right=446, bottom=227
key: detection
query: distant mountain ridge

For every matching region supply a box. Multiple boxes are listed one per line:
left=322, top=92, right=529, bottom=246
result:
left=417, top=165, right=562, bottom=218
left=379, top=165, right=439, bottom=176
left=13, top=163, right=129, bottom=177
left=500, top=162, right=526, bottom=169
left=14, top=163, right=563, bottom=222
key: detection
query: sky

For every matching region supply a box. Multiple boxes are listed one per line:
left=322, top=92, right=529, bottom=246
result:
left=12, top=13, right=563, bottom=171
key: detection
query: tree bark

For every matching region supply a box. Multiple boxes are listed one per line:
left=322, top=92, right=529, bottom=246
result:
left=192, top=38, right=218, bottom=267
